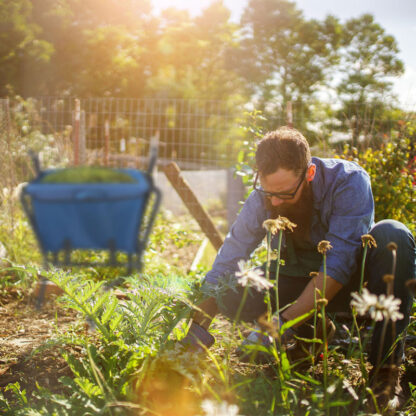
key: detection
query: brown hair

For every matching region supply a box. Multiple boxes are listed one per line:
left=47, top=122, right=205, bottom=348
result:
left=255, top=126, right=311, bottom=176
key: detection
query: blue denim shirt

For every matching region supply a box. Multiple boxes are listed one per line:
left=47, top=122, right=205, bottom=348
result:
left=205, top=157, right=375, bottom=287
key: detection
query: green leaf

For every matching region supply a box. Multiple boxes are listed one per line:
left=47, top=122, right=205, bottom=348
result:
left=101, top=297, right=119, bottom=325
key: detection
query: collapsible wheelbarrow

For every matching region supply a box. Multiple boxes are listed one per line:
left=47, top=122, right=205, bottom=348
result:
left=21, top=152, right=161, bottom=306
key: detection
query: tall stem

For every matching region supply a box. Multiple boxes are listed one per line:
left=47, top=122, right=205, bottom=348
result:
left=274, top=230, right=283, bottom=320
left=359, top=243, right=369, bottom=294
left=322, top=253, right=328, bottom=410
left=265, top=231, right=272, bottom=320
left=235, top=286, right=249, bottom=324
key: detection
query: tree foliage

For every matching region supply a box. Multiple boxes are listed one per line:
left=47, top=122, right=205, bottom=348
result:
left=229, top=0, right=341, bottom=135
left=335, top=14, right=405, bottom=146
left=0, top=0, right=411, bottom=152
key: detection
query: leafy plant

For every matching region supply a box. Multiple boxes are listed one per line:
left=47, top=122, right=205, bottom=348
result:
left=340, top=125, right=415, bottom=234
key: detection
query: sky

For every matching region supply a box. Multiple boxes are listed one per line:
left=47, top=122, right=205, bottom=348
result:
left=153, top=0, right=416, bottom=109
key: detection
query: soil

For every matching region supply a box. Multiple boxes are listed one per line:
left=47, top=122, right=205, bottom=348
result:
left=0, top=286, right=81, bottom=400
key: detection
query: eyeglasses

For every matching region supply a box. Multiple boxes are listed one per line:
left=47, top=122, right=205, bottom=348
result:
left=253, top=167, right=308, bottom=200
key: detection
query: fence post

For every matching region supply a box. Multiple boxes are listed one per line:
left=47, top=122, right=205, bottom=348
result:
left=164, top=162, right=224, bottom=251
left=286, top=101, right=293, bottom=127
left=79, top=109, right=86, bottom=164
left=104, top=119, right=110, bottom=166
left=226, top=169, right=245, bottom=229
left=73, top=99, right=80, bottom=165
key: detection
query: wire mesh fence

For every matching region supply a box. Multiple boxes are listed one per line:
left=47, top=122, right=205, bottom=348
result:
left=13, top=96, right=238, bottom=170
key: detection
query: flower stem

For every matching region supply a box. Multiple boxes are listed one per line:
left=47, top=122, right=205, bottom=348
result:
left=274, top=230, right=283, bottom=319
left=235, top=285, right=249, bottom=324
left=322, top=253, right=328, bottom=409
left=359, top=243, right=369, bottom=294
left=265, top=231, right=272, bottom=320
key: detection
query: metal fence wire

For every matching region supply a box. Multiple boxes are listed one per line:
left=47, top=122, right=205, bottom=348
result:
left=26, top=97, right=238, bottom=170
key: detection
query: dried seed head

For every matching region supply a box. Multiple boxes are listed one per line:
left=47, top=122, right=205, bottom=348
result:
left=383, top=274, right=394, bottom=284
left=317, top=298, right=328, bottom=308
left=262, top=216, right=297, bottom=234
left=387, top=242, right=398, bottom=251
left=262, top=219, right=279, bottom=234
left=318, top=240, right=333, bottom=254
left=405, top=279, right=416, bottom=295
left=278, top=216, right=297, bottom=232
left=361, top=234, right=377, bottom=248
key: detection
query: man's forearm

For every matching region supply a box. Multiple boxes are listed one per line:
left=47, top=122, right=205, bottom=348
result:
left=281, top=272, right=343, bottom=326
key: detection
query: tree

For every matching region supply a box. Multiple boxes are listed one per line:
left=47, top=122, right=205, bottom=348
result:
left=26, top=0, right=157, bottom=96
left=148, top=1, right=243, bottom=101
left=145, top=1, right=246, bottom=164
left=0, top=0, right=53, bottom=96
left=230, top=0, right=341, bottom=136
left=335, top=14, right=404, bottom=146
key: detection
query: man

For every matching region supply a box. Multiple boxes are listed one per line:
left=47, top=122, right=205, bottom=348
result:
left=181, top=127, right=415, bottom=410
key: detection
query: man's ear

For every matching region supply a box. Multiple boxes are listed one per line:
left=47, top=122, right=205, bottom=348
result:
left=306, top=164, right=316, bottom=182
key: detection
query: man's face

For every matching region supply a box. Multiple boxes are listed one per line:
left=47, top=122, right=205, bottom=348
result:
left=259, top=166, right=315, bottom=236
left=259, top=168, right=306, bottom=208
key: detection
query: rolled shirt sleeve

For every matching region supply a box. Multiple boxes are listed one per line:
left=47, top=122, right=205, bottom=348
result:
left=204, top=190, right=267, bottom=286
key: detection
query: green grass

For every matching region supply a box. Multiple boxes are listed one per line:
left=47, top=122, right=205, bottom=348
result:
left=40, top=167, right=137, bottom=184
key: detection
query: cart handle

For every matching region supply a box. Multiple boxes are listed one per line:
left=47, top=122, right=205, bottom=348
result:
left=147, top=132, right=159, bottom=176
left=28, top=149, right=41, bottom=177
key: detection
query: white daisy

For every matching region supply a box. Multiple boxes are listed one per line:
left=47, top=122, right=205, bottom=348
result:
left=350, top=288, right=403, bottom=322
left=235, top=260, right=273, bottom=292
left=201, top=400, right=242, bottom=416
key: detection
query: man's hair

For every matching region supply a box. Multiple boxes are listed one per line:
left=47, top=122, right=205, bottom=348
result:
left=255, top=126, right=311, bottom=176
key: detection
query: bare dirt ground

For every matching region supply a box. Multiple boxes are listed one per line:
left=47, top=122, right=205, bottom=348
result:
left=0, top=286, right=81, bottom=400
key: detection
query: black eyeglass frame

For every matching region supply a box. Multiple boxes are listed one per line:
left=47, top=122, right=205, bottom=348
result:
left=253, top=166, right=308, bottom=200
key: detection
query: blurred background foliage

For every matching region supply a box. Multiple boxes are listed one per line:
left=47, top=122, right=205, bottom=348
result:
left=0, top=0, right=412, bottom=138
left=0, top=0, right=414, bottom=230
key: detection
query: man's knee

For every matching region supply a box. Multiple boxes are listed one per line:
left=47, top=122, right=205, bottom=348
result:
left=370, top=219, right=414, bottom=251
left=367, top=219, right=416, bottom=291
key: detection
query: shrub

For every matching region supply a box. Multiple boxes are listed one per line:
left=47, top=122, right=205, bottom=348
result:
left=340, top=126, right=415, bottom=235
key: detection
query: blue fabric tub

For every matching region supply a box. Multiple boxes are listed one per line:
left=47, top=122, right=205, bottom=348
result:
left=23, top=169, right=151, bottom=254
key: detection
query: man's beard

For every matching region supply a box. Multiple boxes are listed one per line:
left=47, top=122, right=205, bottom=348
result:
left=265, top=181, right=314, bottom=242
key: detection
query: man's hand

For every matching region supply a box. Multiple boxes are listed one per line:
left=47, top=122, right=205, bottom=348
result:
left=191, top=297, right=218, bottom=330
left=281, top=272, right=343, bottom=327
left=180, top=322, right=215, bottom=352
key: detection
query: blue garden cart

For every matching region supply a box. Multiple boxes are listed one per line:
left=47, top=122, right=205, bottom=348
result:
left=21, top=149, right=161, bottom=306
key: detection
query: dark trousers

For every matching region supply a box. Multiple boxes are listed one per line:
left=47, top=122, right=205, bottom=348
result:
left=217, top=220, right=416, bottom=366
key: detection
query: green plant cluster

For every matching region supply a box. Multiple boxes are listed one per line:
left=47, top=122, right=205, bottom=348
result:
left=1, top=223, right=416, bottom=415
left=340, top=128, right=415, bottom=235
left=0, top=270, right=200, bottom=415
left=40, top=167, right=137, bottom=184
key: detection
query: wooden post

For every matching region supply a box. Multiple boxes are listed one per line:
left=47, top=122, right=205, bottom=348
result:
left=73, top=99, right=80, bottom=165
left=286, top=101, right=293, bottom=127
left=104, top=119, right=110, bottom=166
left=79, top=110, right=86, bottom=164
left=163, top=162, right=224, bottom=252
left=226, top=168, right=245, bottom=229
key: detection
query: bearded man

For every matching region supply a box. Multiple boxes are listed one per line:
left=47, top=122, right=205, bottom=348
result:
left=180, top=126, right=415, bottom=411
